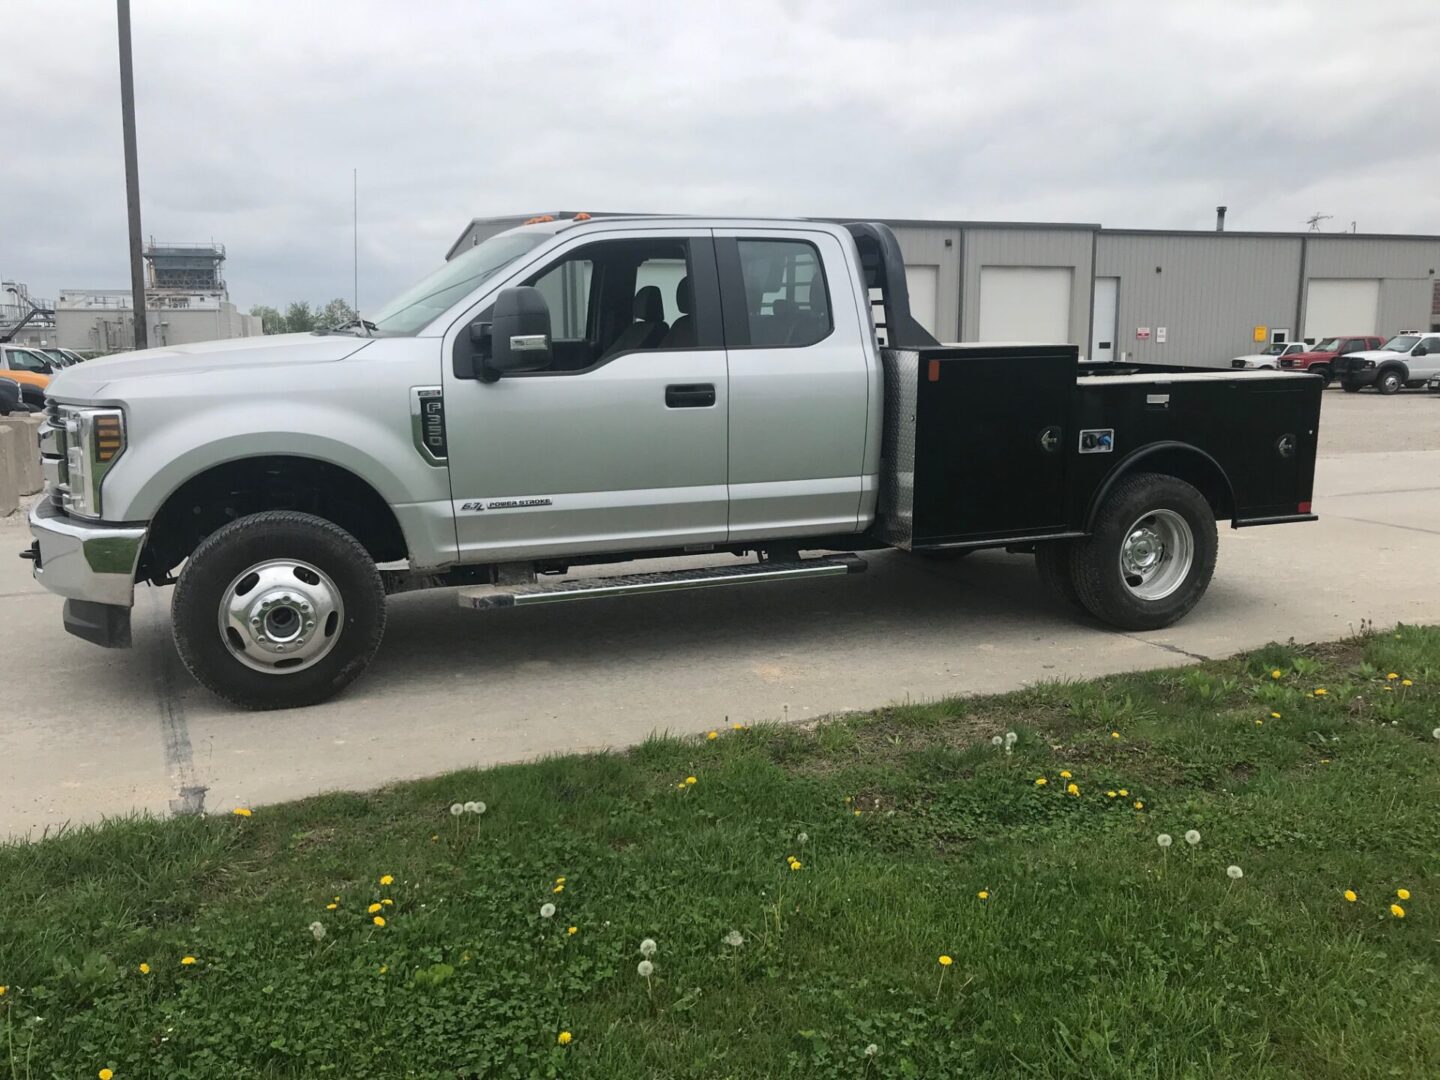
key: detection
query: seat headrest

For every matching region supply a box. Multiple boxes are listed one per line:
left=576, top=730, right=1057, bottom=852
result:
left=675, top=276, right=692, bottom=315
left=633, top=285, right=664, bottom=322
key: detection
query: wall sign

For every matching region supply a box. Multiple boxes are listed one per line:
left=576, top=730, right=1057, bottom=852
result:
left=1253, top=325, right=1268, bottom=343
left=1156, top=327, right=1168, bottom=344
left=1136, top=327, right=1151, bottom=340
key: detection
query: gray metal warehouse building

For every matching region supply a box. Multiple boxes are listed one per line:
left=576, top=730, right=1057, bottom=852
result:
left=448, top=214, right=1440, bottom=366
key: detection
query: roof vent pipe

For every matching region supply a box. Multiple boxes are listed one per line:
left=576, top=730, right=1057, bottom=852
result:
left=1216, top=206, right=1227, bottom=232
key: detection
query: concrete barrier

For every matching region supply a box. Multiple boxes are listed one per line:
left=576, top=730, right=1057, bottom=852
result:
left=0, top=415, right=44, bottom=496
left=0, top=425, right=19, bottom=516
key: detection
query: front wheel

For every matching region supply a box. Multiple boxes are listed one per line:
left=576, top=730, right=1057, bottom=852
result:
left=1376, top=369, right=1403, bottom=395
left=1311, top=366, right=1333, bottom=387
left=1068, top=473, right=1218, bottom=631
left=171, top=511, right=387, bottom=710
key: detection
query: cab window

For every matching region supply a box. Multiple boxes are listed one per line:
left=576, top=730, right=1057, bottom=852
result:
left=733, top=239, right=832, bottom=348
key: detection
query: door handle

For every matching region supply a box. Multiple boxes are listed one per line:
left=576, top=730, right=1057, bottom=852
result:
left=665, top=383, right=716, bottom=408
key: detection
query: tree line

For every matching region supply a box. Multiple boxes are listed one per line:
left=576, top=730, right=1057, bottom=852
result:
left=248, top=298, right=359, bottom=335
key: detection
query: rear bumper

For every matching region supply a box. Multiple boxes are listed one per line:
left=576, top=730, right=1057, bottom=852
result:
left=26, top=497, right=147, bottom=608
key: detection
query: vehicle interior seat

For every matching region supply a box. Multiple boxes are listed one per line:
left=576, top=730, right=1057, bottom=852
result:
left=661, top=277, right=695, bottom=347
left=603, top=285, right=668, bottom=358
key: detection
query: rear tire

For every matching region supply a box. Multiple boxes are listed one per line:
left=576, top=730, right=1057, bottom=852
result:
left=1068, top=473, right=1218, bottom=631
left=172, top=511, right=386, bottom=710
left=1376, top=369, right=1403, bottom=395
left=1035, top=542, right=1083, bottom=612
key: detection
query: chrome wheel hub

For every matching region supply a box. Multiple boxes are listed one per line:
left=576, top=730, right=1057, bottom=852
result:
left=218, top=559, right=344, bottom=675
left=1119, top=509, right=1194, bottom=602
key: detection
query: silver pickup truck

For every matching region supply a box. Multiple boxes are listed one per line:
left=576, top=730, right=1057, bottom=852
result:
left=23, top=216, right=1322, bottom=709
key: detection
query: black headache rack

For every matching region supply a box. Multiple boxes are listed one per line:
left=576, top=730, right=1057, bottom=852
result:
left=875, top=344, right=1322, bottom=552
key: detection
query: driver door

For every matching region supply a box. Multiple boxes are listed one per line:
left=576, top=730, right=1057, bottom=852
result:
left=442, top=228, right=730, bottom=564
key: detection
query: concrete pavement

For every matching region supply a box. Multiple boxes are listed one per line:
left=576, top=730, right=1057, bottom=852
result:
left=2, top=393, right=1437, bottom=838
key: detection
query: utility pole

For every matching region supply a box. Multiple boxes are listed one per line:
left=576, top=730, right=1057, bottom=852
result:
left=116, top=0, right=147, bottom=350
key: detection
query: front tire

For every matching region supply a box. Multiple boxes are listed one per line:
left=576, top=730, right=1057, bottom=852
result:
left=1376, top=369, right=1403, bottom=395
left=1311, top=366, right=1333, bottom=387
left=1068, top=473, right=1218, bottom=631
left=172, top=511, right=386, bottom=710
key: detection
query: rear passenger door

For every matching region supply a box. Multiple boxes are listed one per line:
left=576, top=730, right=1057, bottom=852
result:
left=714, top=229, right=874, bottom=540
left=1411, top=335, right=1440, bottom=379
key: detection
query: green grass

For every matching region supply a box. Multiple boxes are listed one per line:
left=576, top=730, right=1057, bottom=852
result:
left=4, top=627, right=1440, bottom=1079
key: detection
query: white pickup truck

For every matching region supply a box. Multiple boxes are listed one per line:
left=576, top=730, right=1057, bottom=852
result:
left=24, top=217, right=1322, bottom=709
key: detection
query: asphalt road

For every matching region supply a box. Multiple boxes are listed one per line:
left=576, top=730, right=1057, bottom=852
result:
left=2, top=391, right=1438, bottom=838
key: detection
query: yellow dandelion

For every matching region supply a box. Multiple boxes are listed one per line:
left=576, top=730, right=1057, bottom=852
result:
left=1059, top=770, right=1072, bottom=779
left=555, top=876, right=566, bottom=884
left=977, top=890, right=989, bottom=901
left=677, top=782, right=686, bottom=789
left=368, top=903, right=382, bottom=914
left=1386, top=672, right=1399, bottom=681
left=1390, top=904, right=1405, bottom=919
left=1118, top=789, right=1129, bottom=797
left=379, top=965, right=388, bottom=974
left=790, top=861, right=803, bottom=871
left=1402, top=679, right=1413, bottom=687
left=1110, top=731, right=1121, bottom=739
left=568, top=926, right=578, bottom=935
left=732, top=721, right=744, bottom=730
left=1133, top=800, right=1145, bottom=810
left=1106, top=790, right=1117, bottom=798
left=706, top=730, right=718, bottom=741
left=379, top=874, right=394, bottom=886
left=373, top=915, right=386, bottom=927
left=1271, top=669, right=1283, bottom=679
left=1255, top=719, right=1263, bottom=726
left=180, top=956, right=196, bottom=966
left=1343, top=890, right=1357, bottom=903
left=938, top=955, right=953, bottom=966
left=685, top=776, right=697, bottom=786
left=231, top=808, right=252, bottom=817
left=430, top=835, right=438, bottom=842
left=1397, top=888, right=1411, bottom=901
left=1270, top=712, right=1281, bottom=719
left=1034, top=777, right=1048, bottom=786
left=138, top=962, right=150, bottom=974
left=326, top=903, right=337, bottom=910
left=381, top=899, right=394, bottom=906
left=553, top=884, right=564, bottom=894
left=1066, top=782, right=1080, bottom=796
left=1313, top=688, right=1328, bottom=697
left=854, top=809, right=862, bottom=816
left=0, top=986, right=6, bottom=996
left=557, top=1031, right=573, bottom=1045
left=99, top=1070, right=114, bottom=1080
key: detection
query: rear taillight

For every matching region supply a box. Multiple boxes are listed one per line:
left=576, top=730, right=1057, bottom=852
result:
left=1298, top=502, right=1312, bottom=514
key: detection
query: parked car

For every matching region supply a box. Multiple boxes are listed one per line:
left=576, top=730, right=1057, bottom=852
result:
left=1278, top=335, right=1385, bottom=386
left=25, top=217, right=1322, bottom=710
left=0, top=376, right=24, bottom=416
left=38, top=348, right=78, bottom=369
left=0, top=343, right=53, bottom=389
left=1334, top=332, right=1440, bottom=394
left=1230, top=342, right=1306, bottom=369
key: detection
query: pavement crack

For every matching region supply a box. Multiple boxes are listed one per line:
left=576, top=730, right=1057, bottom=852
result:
left=1127, top=636, right=1210, bottom=663
left=145, top=589, right=207, bottom=816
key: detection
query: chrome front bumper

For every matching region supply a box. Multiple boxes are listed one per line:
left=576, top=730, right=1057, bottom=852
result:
left=27, top=497, right=147, bottom=608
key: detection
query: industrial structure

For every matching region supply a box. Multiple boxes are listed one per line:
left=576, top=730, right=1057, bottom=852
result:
left=0, top=281, right=56, bottom=347
left=53, top=239, right=261, bottom=352
left=448, top=213, right=1440, bottom=365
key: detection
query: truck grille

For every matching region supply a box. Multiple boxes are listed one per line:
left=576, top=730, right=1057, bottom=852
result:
left=39, top=400, right=69, bottom=507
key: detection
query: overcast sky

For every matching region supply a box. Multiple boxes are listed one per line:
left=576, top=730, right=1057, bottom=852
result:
left=2, top=0, right=1436, bottom=312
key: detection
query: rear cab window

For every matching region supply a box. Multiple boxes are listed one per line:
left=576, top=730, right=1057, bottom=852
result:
left=722, top=238, right=833, bottom=348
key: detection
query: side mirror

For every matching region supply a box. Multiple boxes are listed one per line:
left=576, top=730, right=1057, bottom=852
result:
left=488, top=286, right=552, bottom=375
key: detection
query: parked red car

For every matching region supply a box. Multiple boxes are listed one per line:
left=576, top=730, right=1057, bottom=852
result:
left=1279, top=335, right=1385, bottom=386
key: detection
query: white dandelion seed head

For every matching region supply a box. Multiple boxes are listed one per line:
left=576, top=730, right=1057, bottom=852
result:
left=637, top=959, right=654, bottom=977
left=1226, top=865, right=1244, bottom=880
left=991, top=735, right=1003, bottom=746
left=723, top=930, right=744, bottom=947
left=1157, top=833, right=1173, bottom=848
left=1185, top=830, right=1201, bottom=846
left=308, top=921, right=326, bottom=941
left=540, top=903, right=556, bottom=919
left=449, top=803, right=465, bottom=816
left=1432, top=727, right=1440, bottom=740
left=796, top=831, right=808, bottom=844
left=865, top=1043, right=880, bottom=1057
left=463, top=801, right=479, bottom=813
left=1004, top=731, right=1017, bottom=745
left=639, top=938, right=657, bottom=958
left=474, top=801, right=487, bottom=814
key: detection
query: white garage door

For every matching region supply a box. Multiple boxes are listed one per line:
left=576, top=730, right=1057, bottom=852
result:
left=905, top=265, right=939, bottom=338
left=978, top=266, right=1072, bottom=344
left=1304, top=278, right=1380, bottom=339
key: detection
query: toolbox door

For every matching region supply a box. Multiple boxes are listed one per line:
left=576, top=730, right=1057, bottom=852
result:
left=911, top=349, right=1074, bottom=544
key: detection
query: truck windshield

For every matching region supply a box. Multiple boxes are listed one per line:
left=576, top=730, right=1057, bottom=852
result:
left=1261, top=344, right=1287, bottom=356
left=369, top=232, right=548, bottom=335
left=1380, top=335, right=1418, bottom=352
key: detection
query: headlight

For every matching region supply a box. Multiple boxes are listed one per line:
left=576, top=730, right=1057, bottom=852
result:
left=60, top=406, right=126, bottom=518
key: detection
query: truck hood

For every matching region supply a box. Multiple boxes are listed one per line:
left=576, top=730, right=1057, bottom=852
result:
left=1340, top=349, right=1404, bottom=363
left=1284, top=350, right=1336, bottom=362
left=47, top=333, right=374, bottom=401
